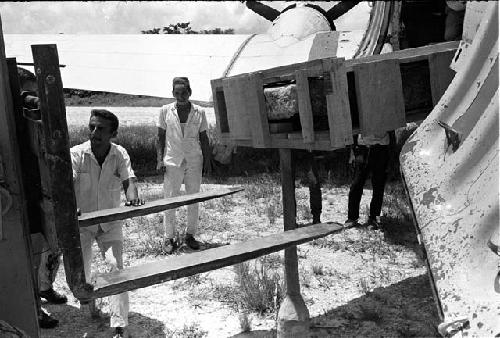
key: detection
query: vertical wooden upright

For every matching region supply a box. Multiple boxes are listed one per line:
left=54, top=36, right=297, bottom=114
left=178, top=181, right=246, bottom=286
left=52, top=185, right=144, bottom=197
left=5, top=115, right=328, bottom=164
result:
left=354, top=59, right=406, bottom=135
left=277, top=149, right=310, bottom=337
left=31, top=45, right=90, bottom=299
left=0, top=25, right=39, bottom=337
left=428, top=50, right=457, bottom=105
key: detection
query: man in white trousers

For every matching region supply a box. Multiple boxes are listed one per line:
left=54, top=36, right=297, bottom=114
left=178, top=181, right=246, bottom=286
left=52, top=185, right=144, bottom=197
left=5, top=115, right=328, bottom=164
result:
left=72, top=109, right=144, bottom=338
left=156, top=77, right=211, bottom=254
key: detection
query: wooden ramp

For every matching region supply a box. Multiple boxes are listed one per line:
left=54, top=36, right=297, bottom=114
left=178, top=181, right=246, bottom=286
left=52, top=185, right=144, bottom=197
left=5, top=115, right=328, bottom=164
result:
left=78, top=187, right=243, bottom=228
left=90, top=222, right=344, bottom=299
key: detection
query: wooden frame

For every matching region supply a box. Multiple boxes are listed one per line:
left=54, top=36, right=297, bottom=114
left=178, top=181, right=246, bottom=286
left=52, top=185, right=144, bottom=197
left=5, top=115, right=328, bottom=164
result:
left=211, top=41, right=459, bottom=151
left=7, top=45, right=342, bottom=304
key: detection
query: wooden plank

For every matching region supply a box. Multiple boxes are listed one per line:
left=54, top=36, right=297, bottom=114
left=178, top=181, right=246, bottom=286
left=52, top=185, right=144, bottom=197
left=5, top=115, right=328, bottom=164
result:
left=7, top=59, right=53, bottom=249
left=308, top=31, right=339, bottom=60
left=223, top=75, right=252, bottom=140
left=246, top=72, right=271, bottom=148
left=258, top=58, right=325, bottom=81
left=353, top=59, right=406, bottom=135
left=278, top=148, right=309, bottom=332
left=31, top=45, right=90, bottom=298
left=344, top=41, right=459, bottom=71
left=322, top=58, right=353, bottom=148
left=210, top=79, right=228, bottom=136
left=295, top=70, right=314, bottom=143
left=91, top=222, right=344, bottom=299
left=79, top=187, right=243, bottom=228
left=428, top=50, right=456, bottom=105
left=0, top=51, right=39, bottom=338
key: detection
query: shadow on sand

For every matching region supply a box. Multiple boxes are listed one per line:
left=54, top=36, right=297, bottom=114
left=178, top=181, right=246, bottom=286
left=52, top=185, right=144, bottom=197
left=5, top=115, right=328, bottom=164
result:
left=41, top=303, right=166, bottom=338
left=228, top=274, right=440, bottom=338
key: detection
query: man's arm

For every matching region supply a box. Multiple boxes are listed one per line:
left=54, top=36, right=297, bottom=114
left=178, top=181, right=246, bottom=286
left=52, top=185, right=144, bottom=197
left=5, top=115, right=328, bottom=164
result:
left=199, top=130, right=212, bottom=175
left=245, top=1, right=280, bottom=22
left=157, top=127, right=166, bottom=171
left=326, top=1, right=360, bottom=22
left=122, top=178, right=144, bottom=206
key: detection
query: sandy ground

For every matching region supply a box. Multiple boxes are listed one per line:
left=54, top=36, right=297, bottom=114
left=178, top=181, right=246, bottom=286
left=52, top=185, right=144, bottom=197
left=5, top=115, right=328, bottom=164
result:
left=40, top=180, right=440, bottom=338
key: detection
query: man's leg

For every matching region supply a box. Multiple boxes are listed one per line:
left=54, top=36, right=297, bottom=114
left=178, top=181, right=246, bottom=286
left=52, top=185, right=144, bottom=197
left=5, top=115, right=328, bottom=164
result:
left=97, top=226, right=128, bottom=335
left=38, top=243, right=66, bottom=304
left=163, top=164, right=184, bottom=248
left=31, top=233, right=59, bottom=329
left=368, top=145, right=390, bottom=223
left=347, top=148, right=370, bottom=223
left=79, top=228, right=101, bottom=318
left=184, top=158, right=203, bottom=249
left=306, top=152, right=322, bottom=224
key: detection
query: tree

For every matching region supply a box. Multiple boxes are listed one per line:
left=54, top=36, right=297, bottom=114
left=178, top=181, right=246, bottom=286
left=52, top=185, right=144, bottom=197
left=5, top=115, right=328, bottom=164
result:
left=141, top=22, right=234, bottom=34
left=141, top=28, right=161, bottom=34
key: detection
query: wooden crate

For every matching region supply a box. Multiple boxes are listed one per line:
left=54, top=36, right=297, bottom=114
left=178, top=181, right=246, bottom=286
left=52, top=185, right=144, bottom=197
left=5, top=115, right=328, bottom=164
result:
left=211, top=57, right=354, bottom=150
left=211, top=41, right=459, bottom=150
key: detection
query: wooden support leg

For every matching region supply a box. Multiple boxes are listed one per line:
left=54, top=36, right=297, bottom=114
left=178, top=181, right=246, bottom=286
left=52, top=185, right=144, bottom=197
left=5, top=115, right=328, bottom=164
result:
left=277, top=149, right=310, bottom=338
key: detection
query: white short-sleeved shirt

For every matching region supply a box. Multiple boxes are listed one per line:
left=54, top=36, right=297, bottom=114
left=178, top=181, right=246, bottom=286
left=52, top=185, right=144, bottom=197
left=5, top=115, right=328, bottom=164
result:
left=71, top=140, right=136, bottom=232
left=157, top=102, right=208, bottom=167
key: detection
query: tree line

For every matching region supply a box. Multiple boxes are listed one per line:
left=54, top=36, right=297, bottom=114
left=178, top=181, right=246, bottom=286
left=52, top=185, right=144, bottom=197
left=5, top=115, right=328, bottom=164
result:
left=141, top=22, right=234, bottom=34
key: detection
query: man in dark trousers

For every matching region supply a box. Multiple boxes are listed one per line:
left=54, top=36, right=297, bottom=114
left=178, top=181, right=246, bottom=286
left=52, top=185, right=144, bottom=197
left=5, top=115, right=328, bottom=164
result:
left=345, top=132, right=396, bottom=229
left=242, top=0, right=361, bottom=224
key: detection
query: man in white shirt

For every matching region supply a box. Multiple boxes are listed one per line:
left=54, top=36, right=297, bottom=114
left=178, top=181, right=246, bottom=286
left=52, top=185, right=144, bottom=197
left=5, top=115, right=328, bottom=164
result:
left=156, top=77, right=211, bottom=254
left=71, top=109, right=144, bottom=338
left=345, top=132, right=394, bottom=229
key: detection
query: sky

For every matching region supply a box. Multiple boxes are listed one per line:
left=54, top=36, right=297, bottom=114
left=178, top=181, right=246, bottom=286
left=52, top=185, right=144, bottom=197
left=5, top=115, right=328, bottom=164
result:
left=0, top=1, right=371, bottom=35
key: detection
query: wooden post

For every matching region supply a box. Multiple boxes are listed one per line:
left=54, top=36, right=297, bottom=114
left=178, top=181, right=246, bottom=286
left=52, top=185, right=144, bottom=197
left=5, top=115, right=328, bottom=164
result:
left=31, top=45, right=91, bottom=299
left=0, top=34, right=39, bottom=337
left=277, top=149, right=310, bottom=337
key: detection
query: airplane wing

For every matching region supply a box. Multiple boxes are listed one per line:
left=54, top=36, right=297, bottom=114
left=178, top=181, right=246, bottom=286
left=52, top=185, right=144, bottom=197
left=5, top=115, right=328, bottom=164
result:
left=3, top=3, right=375, bottom=103
left=4, top=34, right=250, bottom=102
left=400, top=2, right=499, bottom=336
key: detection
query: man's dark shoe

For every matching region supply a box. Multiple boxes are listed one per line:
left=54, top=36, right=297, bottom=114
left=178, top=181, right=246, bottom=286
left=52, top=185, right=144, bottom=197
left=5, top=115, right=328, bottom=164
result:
left=40, top=288, right=68, bottom=304
left=185, top=234, right=200, bottom=250
left=113, top=327, right=128, bottom=338
left=366, top=217, right=381, bottom=230
left=312, top=215, right=321, bottom=224
left=344, top=219, right=359, bottom=228
left=39, top=308, right=58, bottom=329
left=164, top=238, right=177, bottom=254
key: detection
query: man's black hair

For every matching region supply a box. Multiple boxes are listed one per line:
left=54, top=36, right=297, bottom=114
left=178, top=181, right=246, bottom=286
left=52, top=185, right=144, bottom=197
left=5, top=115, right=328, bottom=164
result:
left=17, top=67, right=37, bottom=87
left=90, top=109, right=119, bottom=132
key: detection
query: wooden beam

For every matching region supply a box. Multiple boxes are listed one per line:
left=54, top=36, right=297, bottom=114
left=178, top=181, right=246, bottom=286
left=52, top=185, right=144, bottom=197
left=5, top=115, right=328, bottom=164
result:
left=354, top=59, right=406, bottom=135
left=344, top=41, right=459, bottom=71
left=223, top=76, right=252, bottom=140
left=322, top=58, right=353, bottom=148
left=90, top=222, right=344, bottom=299
left=0, top=53, right=39, bottom=338
left=277, top=148, right=310, bottom=335
left=428, top=50, right=456, bottom=105
left=247, top=72, right=271, bottom=148
left=31, top=44, right=90, bottom=298
left=295, top=70, right=315, bottom=144
left=79, top=187, right=243, bottom=228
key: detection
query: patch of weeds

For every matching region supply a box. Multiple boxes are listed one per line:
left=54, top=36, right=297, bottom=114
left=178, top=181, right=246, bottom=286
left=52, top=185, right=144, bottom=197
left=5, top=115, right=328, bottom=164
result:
left=266, top=195, right=282, bottom=225
left=312, top=263, right=325, bottom=276
left=300, top=266, right=312, bottom=289
left=358, top=304, right=383, bottom=323
left=232, top=258, right=284, bottom=315
left=238, top=312, right=252, bottom=333
left=359, top=277, right=372, bottom=294
left=173, top=322, right=208, bottom=338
